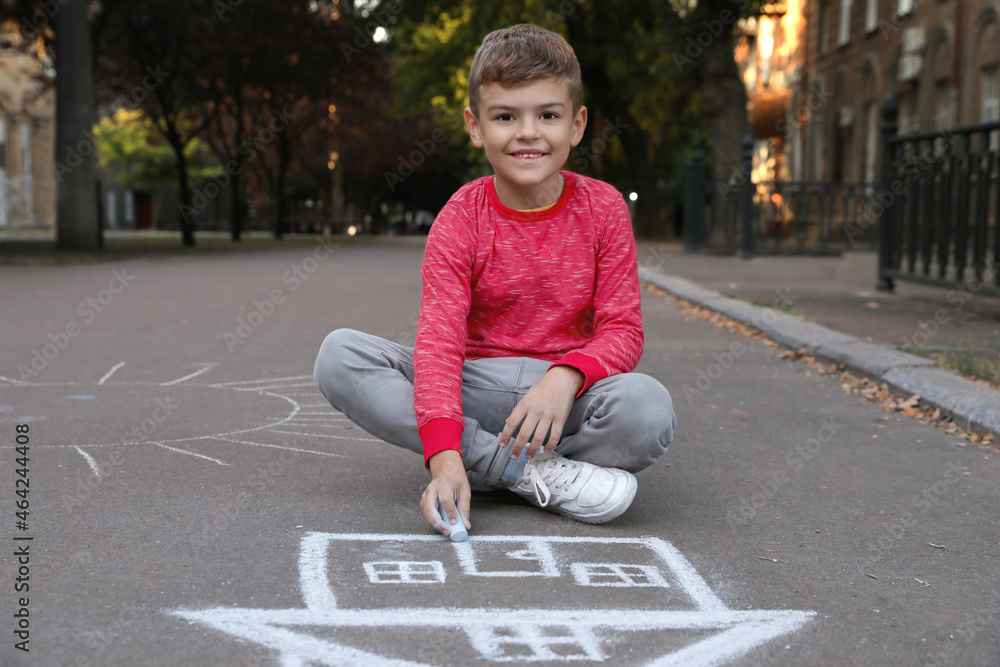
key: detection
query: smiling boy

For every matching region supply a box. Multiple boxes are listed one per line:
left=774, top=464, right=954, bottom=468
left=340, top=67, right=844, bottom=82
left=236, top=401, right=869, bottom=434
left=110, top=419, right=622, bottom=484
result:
left=314, top=24, right=676, bottom=537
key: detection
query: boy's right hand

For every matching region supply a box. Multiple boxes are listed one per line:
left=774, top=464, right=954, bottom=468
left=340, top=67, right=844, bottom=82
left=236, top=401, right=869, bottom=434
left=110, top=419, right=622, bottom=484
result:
left=421, top=450, right=472, bottom=537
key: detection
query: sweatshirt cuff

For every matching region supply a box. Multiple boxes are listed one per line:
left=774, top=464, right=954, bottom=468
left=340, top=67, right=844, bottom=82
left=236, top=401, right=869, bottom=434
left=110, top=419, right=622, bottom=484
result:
left=418, top=417, right=465, bottom=467
left=548, top=351, right=608, bottom=399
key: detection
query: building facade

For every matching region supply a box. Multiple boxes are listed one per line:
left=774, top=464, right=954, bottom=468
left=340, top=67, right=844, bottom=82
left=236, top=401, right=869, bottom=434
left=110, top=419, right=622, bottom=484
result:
left=802, top=0, right=999, bottom=182
left=0, top=22, right=56, bottom=229
left=737, top=0, right=999, bottom=184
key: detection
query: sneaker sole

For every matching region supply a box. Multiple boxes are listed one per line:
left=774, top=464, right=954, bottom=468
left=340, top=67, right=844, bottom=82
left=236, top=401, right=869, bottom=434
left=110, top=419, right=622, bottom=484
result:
left=562, top=473, right=638, bottom=525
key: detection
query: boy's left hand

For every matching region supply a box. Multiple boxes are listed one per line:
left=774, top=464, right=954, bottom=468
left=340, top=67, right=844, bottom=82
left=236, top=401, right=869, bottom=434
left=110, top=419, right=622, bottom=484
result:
left=499, top=366, right=584, bottom=461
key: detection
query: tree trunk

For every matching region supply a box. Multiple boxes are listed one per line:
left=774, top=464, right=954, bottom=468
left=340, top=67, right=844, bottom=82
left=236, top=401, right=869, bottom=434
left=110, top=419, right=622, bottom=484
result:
left=230, top=172, right=243, bottom=241
left=166, top=129, right=196, bottom=247
left=55, top=0, right=101, bottom=251
left=697, top=4, right=751, bottom=180
left=274, top=130, right=290, bottom=238
left=230, top=87, right=245, bottom=241
left=564, top=9, right=664, bottom=238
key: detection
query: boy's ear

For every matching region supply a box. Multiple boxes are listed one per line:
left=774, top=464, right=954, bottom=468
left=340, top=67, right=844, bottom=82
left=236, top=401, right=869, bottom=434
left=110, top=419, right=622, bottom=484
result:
left=570, top=105, right=588, bottom=147
left=464, top=107, right=485, bottom=148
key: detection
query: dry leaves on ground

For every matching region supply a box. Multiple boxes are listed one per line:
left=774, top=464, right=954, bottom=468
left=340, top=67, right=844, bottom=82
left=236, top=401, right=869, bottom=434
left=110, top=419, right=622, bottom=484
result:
left=662, top=291, right=998, bottom=451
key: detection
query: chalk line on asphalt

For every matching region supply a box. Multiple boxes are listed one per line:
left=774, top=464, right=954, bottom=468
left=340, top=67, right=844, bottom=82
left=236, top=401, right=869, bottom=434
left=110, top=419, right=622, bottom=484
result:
left=98, top=361, right=125, bottom=385
left=169, top=532, right=817, bottom=666
left=73, top=446, right=101, bottom=478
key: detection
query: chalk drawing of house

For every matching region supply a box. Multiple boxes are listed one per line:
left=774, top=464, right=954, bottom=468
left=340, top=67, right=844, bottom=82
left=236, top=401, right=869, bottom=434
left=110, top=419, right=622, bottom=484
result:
left=169, top=533, right=815, bottom=665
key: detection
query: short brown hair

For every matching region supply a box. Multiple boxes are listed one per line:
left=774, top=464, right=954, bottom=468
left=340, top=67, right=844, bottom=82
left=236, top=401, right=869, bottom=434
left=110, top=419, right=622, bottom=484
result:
left=468, top=24, right=582, bottom=117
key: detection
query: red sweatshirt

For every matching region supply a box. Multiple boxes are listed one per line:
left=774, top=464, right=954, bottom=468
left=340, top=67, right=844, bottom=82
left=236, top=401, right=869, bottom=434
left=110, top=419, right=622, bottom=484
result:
left=413, top=170, right=644, bottom=465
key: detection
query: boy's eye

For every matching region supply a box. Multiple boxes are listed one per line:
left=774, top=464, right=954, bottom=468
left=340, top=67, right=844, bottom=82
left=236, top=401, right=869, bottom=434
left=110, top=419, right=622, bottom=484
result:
left=496, top=113, right=513, bottom=122
left=541, top=112, right=558, bottom=120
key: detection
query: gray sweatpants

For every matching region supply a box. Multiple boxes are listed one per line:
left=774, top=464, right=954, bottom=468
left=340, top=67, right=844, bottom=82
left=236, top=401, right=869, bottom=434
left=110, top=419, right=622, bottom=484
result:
left=313, top=328, right=676, bottom=487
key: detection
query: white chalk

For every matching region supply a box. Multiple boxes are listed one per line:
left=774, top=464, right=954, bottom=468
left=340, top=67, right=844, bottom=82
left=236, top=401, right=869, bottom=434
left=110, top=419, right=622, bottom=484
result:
left=437, top=503, right=468, bottom=542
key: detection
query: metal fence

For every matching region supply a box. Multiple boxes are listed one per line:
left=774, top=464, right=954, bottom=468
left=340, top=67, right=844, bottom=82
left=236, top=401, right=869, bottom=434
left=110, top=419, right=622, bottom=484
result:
left=876, top=96, right=1000, bottom=296
left=683, top=136, right=877, bottom=257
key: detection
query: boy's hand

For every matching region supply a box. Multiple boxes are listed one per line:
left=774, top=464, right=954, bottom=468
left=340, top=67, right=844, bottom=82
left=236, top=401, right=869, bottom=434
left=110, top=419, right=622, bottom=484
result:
left=499, top=366, right=584, bottom=462
left=421, top=450, right=471, bottom=536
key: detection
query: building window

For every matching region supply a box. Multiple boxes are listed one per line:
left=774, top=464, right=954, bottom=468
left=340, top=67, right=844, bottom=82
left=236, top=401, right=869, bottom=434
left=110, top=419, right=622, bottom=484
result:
left=0, top=118, right=7, bottom=226
left=819, top=1, right=831, bottom=55
left=982, top=65, right=999, bottom=151
left=125, top=189, right=135, bottom=225
left=838, top=0, right=852, bottom=46
left=19, top=121, right=31, bottom=218
left=808, top=81, right=827, bottom=178
left=935, top=80, right=952, bottom=130
left=864, top=102, right=878, bottom=184
left=107, top=190, right=116, bottom=228
left=898, top=92, right=916, bottom=135
left=865, top=0, right=879, bottom=33
left=897, top=0, right=914, bottom=17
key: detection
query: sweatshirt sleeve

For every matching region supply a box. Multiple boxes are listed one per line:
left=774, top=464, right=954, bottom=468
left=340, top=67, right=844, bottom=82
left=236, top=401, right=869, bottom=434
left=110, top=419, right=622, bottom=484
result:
left=413, top=201, right=475, bottom=466
left=548, top=192, right=644, bottom=395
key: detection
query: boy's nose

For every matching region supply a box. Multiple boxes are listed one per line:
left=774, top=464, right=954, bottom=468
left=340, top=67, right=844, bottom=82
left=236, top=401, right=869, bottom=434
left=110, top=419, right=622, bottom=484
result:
left=517, top=118, right=541, bottom=140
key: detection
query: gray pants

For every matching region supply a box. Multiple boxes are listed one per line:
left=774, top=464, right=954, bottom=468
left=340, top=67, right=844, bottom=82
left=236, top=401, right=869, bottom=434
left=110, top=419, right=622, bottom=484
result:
left=313, top=328, right=676, bottom=487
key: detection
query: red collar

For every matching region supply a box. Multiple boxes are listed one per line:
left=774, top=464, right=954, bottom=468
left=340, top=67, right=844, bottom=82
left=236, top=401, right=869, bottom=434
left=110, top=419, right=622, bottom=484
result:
left=486, top=172, right=576, bottom=221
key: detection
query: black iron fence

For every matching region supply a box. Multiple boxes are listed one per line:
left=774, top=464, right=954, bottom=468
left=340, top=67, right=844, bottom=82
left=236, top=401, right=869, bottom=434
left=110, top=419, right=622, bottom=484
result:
left=876, top=96, right=1000, bottom=296
left=683, top=136, right=877, bottom=257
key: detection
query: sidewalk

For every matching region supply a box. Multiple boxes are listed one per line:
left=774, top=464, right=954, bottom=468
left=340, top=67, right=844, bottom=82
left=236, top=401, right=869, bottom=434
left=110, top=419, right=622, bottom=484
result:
left=636, top=242, right=1000, bottom=435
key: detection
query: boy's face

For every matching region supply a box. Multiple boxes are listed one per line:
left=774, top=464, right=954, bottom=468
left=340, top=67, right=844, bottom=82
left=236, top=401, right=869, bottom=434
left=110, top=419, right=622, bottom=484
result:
left=464, top=77, right=587, bottom=210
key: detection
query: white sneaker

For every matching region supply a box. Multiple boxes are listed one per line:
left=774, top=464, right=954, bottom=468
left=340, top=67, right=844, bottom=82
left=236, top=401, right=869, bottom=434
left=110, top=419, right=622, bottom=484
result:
left=508, top=453, right=637, bottom=524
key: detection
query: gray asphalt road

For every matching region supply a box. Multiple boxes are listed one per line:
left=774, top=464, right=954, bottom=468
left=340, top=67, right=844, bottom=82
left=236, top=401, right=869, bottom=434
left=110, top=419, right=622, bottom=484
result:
left=1, top=236, right=997, bottom=666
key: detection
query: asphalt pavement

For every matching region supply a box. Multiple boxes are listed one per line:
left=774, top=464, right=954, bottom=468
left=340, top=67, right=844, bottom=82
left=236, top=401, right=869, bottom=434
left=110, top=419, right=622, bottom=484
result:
left=1, top=235, right=998, bottom=666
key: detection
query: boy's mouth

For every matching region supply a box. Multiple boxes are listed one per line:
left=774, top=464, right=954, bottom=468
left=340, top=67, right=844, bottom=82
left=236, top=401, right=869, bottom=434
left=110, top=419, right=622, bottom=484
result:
left=510, top=150, right=548, bottom=161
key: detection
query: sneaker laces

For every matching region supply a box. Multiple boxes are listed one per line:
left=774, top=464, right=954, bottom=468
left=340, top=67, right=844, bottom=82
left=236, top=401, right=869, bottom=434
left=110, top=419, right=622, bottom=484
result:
left=523, top=455, right=584, bottom=507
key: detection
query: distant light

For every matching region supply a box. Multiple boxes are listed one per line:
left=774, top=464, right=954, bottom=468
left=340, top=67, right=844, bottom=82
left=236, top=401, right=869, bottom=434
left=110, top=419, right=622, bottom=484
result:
left=373, top=26, right=388, bottom=42
left=347, top=225, right=357, bottom=236
left=629, top=192, right=638, bottom=201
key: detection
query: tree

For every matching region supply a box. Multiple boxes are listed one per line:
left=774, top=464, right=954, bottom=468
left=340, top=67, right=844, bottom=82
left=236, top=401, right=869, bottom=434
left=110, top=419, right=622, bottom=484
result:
left=194, top=1, right=363, bottom=239
left=94, top=0, right=222, bottom=246
left=94, top=108, right=221, bottom=189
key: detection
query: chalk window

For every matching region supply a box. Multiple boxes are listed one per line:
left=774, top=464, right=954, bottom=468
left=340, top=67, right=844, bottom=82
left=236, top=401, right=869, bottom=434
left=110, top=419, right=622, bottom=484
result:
left=363, top=560, right=446, bottom=584
left=570, top=563, right=670, bottom=587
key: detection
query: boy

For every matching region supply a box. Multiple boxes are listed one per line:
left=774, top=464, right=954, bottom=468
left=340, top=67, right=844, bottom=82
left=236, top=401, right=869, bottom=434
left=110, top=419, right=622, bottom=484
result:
left=313, top=23, right=675, bottom=537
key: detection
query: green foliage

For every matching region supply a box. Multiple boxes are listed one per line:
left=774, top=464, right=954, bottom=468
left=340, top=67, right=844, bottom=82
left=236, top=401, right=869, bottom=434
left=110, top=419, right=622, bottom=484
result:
left=94, top=109, right=223, bottom=190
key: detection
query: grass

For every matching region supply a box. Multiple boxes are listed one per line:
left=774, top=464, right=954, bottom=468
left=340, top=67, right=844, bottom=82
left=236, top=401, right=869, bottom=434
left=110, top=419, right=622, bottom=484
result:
left=747, top=298, right=796, bottom=313
left=902, top=342, right=1000, bottom=389
left=719, top=291, right=797, bottom=315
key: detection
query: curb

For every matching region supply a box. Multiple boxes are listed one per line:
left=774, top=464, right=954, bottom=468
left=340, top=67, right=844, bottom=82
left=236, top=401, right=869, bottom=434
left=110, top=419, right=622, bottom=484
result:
left=640, top=268, right=1000, bottom=437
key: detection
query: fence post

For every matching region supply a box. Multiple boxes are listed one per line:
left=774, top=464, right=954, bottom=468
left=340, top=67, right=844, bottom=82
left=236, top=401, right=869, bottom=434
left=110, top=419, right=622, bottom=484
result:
left=740, top=134, right=754, bottom=260
left=876, top=93, right=899, bottom=291
left=683, top=149, right=704, bottom=252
